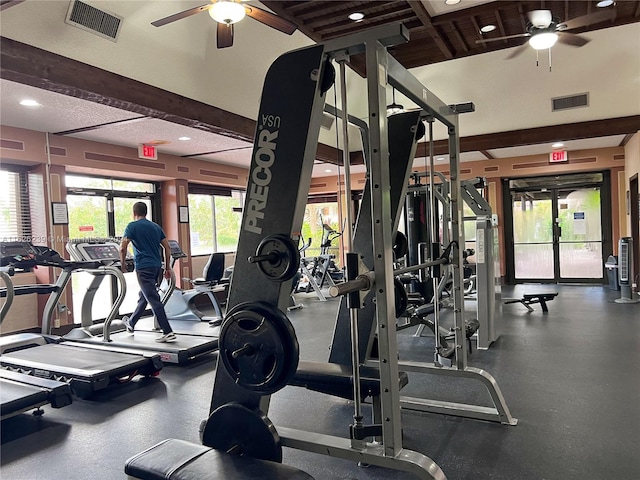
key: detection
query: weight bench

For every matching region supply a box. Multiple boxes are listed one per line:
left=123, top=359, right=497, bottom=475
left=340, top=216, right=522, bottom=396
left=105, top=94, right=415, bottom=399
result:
left=125, top=438, right=314, bottom=480
left=504, top=292, right=558, bottom=313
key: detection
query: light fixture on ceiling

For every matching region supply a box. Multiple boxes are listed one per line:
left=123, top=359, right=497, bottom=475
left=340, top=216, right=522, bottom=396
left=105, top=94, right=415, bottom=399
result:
left=552, top=142, right=565, bottom=148
left=386, top=87, right=404, bottom=116
left=324, top=168, right=333, bottom=173
left=19, top=99, right=41, bottom=107
left=444, top=0, right=461, bottom=5
left=480, top=25, right=496, bottom=33
left=528, top=32, right=558, bottom=50
left=348, top=12, right=364, bottom=21
left=596, top=0, right=614, bottom=7
left=209, top=1, right=246, bottom=25
left=178, top=136, right=191, bottom=141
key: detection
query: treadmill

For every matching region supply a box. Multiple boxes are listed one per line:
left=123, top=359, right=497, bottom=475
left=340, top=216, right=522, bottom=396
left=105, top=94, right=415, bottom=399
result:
left=0, top=242, right=164, bottom=399
left=0, top=264, right=72, bottom=418
left=64, top=240, right=219, bottom=364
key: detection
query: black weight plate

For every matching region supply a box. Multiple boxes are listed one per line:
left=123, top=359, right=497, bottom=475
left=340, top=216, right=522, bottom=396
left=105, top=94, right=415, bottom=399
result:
left=220, top=302, right=299, bottom=394
left=394, top=277, right=408, bottom=318
left=201, top=403, right=282, bottom=463
left=393, top=231, right=409, bottom=260
left=255, top=234, right=300, bottom=281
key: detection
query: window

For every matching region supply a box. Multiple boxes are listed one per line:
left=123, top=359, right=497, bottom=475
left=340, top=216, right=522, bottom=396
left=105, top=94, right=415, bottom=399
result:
left=302, top=201, right=342, bottom=261
left=188, top=190, right=244, bottom=255
left=0, top=169, right=31, bottom=241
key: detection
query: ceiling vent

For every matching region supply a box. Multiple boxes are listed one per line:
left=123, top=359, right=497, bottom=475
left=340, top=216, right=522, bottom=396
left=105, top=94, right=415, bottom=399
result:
left=65, top=0, right=123, bottom=42
left=321, top=113, right=336, bottom=130
left=552, top=93, right=589, bottom=112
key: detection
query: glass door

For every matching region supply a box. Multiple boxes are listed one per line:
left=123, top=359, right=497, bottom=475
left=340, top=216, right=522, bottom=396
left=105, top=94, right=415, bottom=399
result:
left=512, top=191, right=555, bottom=280
left=506, top=173, right=609, bottom=284
left=557, top=187, right=603, bottom=279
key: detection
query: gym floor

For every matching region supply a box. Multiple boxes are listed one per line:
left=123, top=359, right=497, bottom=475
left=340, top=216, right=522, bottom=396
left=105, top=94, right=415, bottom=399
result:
left=1, top=284, right=639, bottom=480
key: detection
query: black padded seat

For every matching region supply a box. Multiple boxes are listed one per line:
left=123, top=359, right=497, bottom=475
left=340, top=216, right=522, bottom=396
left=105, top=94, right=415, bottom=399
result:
left=290, top=360, right=409, bottom=401
left=125, top=438, right=314, bottom=480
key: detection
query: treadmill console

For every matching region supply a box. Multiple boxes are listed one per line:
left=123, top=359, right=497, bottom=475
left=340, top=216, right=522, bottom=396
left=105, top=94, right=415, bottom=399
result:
left=0, top=241, right=37, bottom=258
left=168, top=240, right=187, bottom=259
left=77, top=243, right=121, bottom=262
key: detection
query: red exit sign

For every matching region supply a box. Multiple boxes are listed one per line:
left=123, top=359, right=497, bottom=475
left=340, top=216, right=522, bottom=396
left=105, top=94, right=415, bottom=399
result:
left=138, top=144, right=157, bottom=160
left=550, top=150, right=568, bottom=163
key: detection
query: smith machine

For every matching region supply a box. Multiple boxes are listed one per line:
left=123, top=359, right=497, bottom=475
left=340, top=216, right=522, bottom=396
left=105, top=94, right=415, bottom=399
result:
left=125, top=24, right=515, bottom=480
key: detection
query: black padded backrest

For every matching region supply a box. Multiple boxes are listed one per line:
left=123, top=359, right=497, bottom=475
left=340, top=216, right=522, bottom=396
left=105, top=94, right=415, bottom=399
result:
left=203, top=253, right=226, bottom=283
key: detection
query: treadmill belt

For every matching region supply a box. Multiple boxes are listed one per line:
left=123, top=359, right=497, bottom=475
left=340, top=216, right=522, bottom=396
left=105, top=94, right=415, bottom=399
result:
left=0, top=380, right=49, bottom=418
left=1, top=343, right=153, bottom=377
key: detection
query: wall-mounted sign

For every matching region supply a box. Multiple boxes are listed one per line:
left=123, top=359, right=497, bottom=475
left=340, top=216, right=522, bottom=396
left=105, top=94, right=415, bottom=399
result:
left=51, top=202, right=69, bottom=225
left=549, top=150, right=568, bottom=163
left=138, top=144, right=157, bottom=160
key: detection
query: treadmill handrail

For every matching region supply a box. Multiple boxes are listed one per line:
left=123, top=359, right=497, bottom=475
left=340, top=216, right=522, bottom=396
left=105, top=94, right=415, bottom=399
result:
left=0, top=270, right=15, bottom=324
left=99, top=266, right=127, bottom=343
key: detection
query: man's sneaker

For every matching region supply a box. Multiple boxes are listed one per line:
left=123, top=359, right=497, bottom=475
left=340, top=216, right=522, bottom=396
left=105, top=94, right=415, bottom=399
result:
left=122, top=316, right=134, bottom=333
left=155, top=332, right=177, bottom=343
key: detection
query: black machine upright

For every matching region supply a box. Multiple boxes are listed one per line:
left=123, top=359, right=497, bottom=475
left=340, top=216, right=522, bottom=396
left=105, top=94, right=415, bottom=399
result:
left=125, top=23, right=516, bottom=480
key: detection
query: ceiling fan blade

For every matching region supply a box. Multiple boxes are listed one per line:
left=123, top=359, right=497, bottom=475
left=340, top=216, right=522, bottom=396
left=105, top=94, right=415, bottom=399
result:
left=558, top=32, right=590, bottom=47
left=217, top=22, right=234, bottom=48
left=559, top=10, right=613, bottom=31
left=244, top=5, right=297, bottom=35
left=476, top=33, right=530, bottom=44
left=151, top=3, right=211, bottom=27
left=505, top=42, right=531, bottom=59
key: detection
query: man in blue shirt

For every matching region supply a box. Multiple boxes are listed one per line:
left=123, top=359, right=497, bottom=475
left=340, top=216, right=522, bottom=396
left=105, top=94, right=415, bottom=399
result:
left=119, top=202, right=176, bottom=343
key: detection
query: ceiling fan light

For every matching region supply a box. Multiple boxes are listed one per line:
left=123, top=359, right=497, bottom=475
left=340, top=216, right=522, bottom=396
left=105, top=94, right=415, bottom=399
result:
left=528, top=32, right=558, bottom=50
left=209, top=1, right=246, bottom=25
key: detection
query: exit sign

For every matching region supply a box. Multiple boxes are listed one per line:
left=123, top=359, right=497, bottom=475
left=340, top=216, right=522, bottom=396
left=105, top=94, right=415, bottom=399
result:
left=138, top=144, right=157, bottom=160
left=550, top=150, right=568, bottom=163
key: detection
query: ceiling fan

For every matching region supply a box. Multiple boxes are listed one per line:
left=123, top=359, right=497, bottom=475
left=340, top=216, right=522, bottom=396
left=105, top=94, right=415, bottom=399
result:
left=151, top=0, right=297, bottom=49
left=476, top=9, right=613, bottom=59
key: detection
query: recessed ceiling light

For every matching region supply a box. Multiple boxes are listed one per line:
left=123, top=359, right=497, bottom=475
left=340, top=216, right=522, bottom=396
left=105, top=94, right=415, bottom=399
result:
left=444, top=0, right=461, bottom=5
left=480, top=25, right=496, bottom=33
left=178, top=136, right=191, bottom=141
left=324, top=169, right=332, bottom=173
left=348, top=12, right=364, bottom=21
left=436, top=157, right=445, bottom=161
left=596, top=0, right=614, bottom=7
left=552, top=142, right=564, bottom=148
left=19, top=99, right=41, bottom=107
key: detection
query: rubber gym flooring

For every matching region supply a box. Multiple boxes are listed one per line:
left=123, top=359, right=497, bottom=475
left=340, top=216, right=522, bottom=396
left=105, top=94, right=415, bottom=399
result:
left=1, top=284, right=639, bottom=480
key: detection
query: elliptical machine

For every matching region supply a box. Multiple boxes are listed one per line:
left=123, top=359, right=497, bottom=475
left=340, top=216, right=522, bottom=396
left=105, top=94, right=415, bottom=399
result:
left=162, top=240, right=227, bottom=324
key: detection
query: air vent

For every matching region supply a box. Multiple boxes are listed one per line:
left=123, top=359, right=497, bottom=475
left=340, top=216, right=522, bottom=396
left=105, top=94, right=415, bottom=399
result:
left=65, top=0, right=122, bottom=42
left=321, top=113, right=335, bottom=130
left=552, top=93, right=589, bottom=112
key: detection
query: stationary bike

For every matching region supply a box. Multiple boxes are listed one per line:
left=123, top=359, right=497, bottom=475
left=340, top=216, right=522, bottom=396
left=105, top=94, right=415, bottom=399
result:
left=162, top=241, right=227, bottom=324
